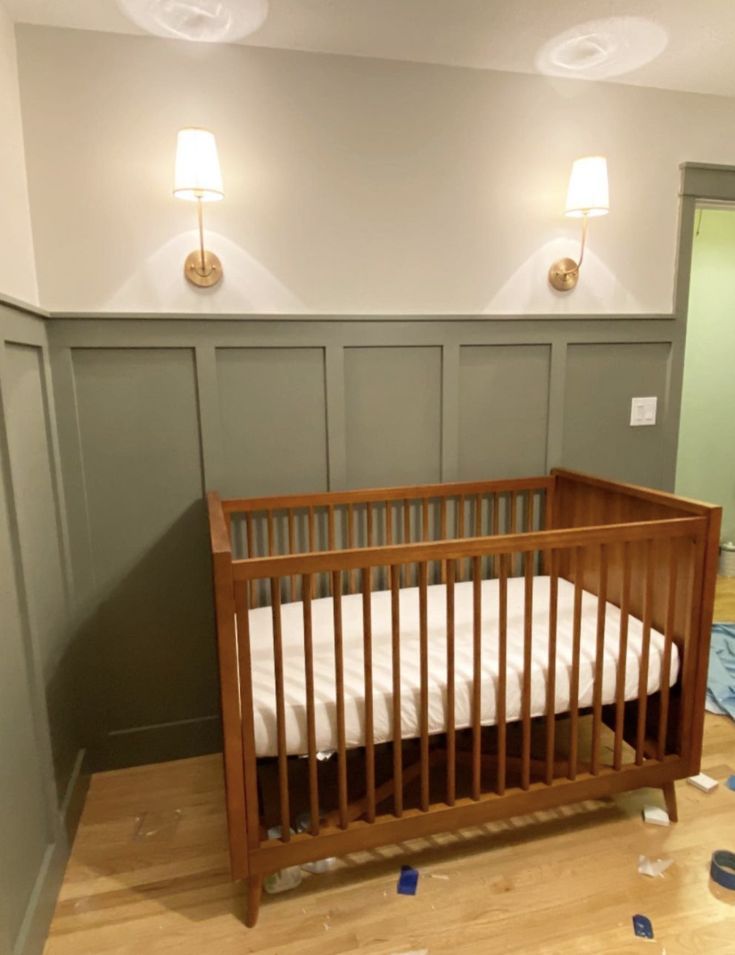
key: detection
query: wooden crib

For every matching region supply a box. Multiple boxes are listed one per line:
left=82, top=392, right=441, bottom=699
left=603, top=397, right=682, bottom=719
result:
left=207, top=469, right=720, bottom=926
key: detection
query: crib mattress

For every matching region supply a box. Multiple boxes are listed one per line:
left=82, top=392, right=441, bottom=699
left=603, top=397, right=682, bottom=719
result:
left=243, top=576, right=678, bottom=758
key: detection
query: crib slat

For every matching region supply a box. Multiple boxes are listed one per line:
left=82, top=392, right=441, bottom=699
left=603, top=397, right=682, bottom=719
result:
left=545, top=549, right=559, bottom=785
left=657, top=543, right=678, bottom=759
left=440, top=500, right=448, bottom=583
left=521, top=548, right=533, bottom=791
left=288, top=509, right=296, bottom=601
left=390, top=564, right=403, bottom=817
left=472, top=555, right=482, bottom=800
left=492, top=494, right=501, bottom=579
left=403, top=501, right=411, bottom=587
left=568, top=547, right=584, bottom=780
left=245, top=512, right=257, bottom=607
left=308, top=506, right=316, bottom=598
left=347, top=503, right=356, bottom=594
left=636, top=539, right=655, bottom=764
left=267, top=510, right=275, bottom=556
left=270, top=577, right=290, bottom=841
left=510, top=491, right=518, bottom=575
left=446, top=559, right=456, bottom=806
left=613, top=542, right=632, bottom=770
left=361, top=568, right=376, bottom=822
left=331, top=570, right=348, bottom=828
left=328, top=506, right=336, bottom=596
left=419, top=561, right=430, bottom=811
left=458, top=495, right=467, bottom=581
left=366, top=502, right=375, bottom=591
left=591, top=544, right=608, bottom=775
left=497, top=554, right=508, bottom=796
left=301, top=575, right=320, bottom=835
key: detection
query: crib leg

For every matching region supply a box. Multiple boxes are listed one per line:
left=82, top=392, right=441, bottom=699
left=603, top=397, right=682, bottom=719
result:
left=662, top=781, right=678, bottom=823
left=245, top=875, right=263, bottom=927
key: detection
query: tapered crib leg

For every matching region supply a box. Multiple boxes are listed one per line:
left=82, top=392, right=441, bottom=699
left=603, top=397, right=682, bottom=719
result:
left=245, top=875, right=263, bottom=927
left=662, top=781, right=678, bottom=822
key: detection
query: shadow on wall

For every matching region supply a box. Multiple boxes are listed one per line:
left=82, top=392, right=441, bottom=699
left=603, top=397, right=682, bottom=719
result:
left=483, top=236, right=644, bottom=314
left=67, top=499, right=222, bottom=771
left=105, top=230, right=308, bottom=313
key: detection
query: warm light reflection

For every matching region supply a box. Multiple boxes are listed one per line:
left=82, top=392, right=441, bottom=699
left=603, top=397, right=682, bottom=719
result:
left=116, top=0, right=269, bottom=43
left=536, top=17, right=668, bottom=80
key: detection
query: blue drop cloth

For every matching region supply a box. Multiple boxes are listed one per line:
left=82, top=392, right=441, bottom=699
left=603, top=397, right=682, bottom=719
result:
left=706, top=624, right=735, bottom=720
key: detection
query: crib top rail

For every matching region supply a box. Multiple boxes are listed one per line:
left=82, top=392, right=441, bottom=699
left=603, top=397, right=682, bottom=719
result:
left=220, top=475, right=552, bottom=515
left=230, top=515, right=706, bottom=582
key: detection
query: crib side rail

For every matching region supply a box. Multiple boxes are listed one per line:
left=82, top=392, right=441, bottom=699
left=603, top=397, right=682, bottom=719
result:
left=233, top=512, right=709, bottom=873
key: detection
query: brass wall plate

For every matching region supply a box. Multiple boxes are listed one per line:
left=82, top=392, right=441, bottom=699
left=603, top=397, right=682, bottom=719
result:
left=184, top=250, right=222, bottom=288
left=548, top=257, right=579, bottom=292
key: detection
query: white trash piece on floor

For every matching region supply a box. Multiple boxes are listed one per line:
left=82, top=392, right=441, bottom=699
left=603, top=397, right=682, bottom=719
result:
left=642, top=806, right=670, bottom=826
left=264, top=826, right=303, bottom=894
left=294, top=812, right=337, bottom=873
left=638, top=855, right=673, bottom=878
left=388, top=951, right=429, bottom=955
left=687, top=772, right=719, bottom=793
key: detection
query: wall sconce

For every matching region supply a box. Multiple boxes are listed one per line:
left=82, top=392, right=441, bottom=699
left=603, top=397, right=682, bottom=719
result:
left=174, top=128, right=224, bottom=288
left=548, top=155, right=609, bottom=292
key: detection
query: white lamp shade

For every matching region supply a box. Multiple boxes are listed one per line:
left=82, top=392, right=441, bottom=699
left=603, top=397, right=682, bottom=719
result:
left=564, top=155, right=609, bottom=218
left=174, top=128, right=223, bottom=201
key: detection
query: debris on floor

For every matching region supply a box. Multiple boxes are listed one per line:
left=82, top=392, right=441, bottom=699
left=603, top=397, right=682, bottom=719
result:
left=687, top=772, right=719, bottom=792
left=429, top=873, right=450, bottom=880
left=726, top=775, right=735, bottom=792
left=642, top=806, right=670, bottom=826
left=132, top=809, right=183, bottom=841
left=632, top=914, right=654, bottom=939
left=637, top=855, right=673, bottom=878
left=397, top=865, right=420, bottom=896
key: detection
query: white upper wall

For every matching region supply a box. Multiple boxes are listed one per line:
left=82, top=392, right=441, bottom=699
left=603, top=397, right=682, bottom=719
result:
left=14, top=24, right=735, bottom=315
left=0, top=4, right=37, bottom=305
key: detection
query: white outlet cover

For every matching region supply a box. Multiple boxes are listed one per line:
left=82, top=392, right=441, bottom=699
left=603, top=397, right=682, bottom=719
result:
left=630, top=396, right=657, bottom=426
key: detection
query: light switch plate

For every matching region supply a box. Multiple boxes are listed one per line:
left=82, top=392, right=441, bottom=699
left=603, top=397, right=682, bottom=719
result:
left=630, top=396, right=657, bottom=427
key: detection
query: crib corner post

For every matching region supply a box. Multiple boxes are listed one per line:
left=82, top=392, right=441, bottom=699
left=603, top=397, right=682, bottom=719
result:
left=244, top=875, right=264, bottom=928
left=662, top=781, right=679, bottom=823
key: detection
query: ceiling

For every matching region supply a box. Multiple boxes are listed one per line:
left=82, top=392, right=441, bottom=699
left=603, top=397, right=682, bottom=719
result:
left=6, top=0, right=735, bottom=98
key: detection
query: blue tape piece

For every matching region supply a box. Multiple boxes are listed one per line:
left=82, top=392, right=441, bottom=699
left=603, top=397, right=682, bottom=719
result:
left=726, top=775, right=735, bottom=792
left=711, top=851, right=735, bottom=891
left=397, top=865, right=419, bottom=896
left=632, top=914, right=654, bottom=939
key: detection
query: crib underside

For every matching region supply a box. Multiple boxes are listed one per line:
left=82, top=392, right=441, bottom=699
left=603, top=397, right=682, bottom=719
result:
left=251, top=700, right=683, bottom=876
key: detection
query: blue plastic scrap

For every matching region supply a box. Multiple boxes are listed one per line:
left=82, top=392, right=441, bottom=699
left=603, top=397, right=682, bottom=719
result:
left=726, top=776, right=735, bottom=792
left=632, top=914, right=654, bottom=939
left=397, top=865, right=419, bottom=896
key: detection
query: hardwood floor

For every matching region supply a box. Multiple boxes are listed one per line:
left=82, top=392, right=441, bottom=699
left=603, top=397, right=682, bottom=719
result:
left=44, top=581, right=735, bottom=955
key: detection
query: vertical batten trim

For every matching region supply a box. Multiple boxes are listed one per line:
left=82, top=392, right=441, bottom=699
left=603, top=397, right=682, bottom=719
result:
left=545, top=340, right=567, bottom=472
left=325, top=345, right=347, bottom=491
left=194, top=345, right=225, bottom=492
left=441, top=343, right=460, bottom=482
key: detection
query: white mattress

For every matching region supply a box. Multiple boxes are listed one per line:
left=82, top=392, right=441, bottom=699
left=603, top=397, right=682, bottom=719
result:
left=243, top=576, right=678, bottom=757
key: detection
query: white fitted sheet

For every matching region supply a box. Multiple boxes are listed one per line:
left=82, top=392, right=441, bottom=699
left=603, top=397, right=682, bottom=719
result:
left=244, top=576, right=678, bottom=757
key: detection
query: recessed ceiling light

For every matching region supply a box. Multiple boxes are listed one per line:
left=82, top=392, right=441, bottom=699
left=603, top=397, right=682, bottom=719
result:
left=536, top=17, right=668, bottom=80
left=116, top=0, right=269, bottom=44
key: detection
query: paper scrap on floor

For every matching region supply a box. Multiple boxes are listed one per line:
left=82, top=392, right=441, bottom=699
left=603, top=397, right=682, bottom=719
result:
left=706, top=624, right=735, bottom=720
left=638, top=855, right=673, bottom=878
left=687, top=772, right=718, bottom=792
left=642, top=806, right=670, bottom=826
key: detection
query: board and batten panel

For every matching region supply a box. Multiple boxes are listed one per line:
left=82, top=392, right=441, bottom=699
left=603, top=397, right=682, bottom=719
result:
left=344, top=346, right=442, bottom=488
left=562, top=342, right=671, bottom=488
left=2, top=343, right=74, bottom=798
left=216, top=347, right=328, bottom=497
left=458, top=344, right=551, bottom=479
left=0, top=399, right=52, bottom=953
left=70, top=348, right=218, bottom=766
